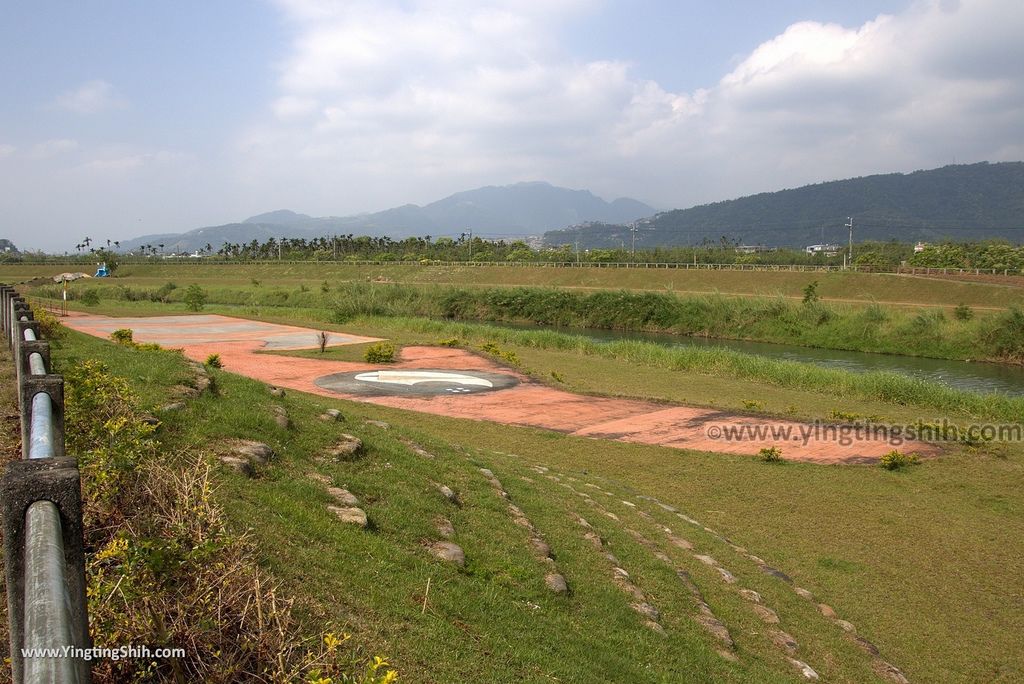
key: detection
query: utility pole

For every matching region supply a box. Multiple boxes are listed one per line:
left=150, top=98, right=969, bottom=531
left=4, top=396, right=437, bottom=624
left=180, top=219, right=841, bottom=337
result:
left=332, top=235, right=337, bottom=260
left=846, top=216, right=854, bottom=266
left=630, top=223, right=637, bottom=260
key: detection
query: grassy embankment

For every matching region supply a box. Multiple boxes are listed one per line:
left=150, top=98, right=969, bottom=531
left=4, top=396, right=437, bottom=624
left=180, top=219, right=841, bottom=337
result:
left=39, top=307, right=1024, bottom=683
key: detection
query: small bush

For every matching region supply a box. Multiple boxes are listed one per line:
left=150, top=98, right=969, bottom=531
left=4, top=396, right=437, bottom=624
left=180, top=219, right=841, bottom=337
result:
left=438, top=337, right=460, bottom=347
left=953, top=303, right=974, bottom=321
left=30, top=305, right=66, bottom=341
left=879, top=449, right=921, bottom=470
left=184, top=284, right=208, bottom=311
left=364, top=342, right=396, bottom=363
left=759, top=446, right=783, bottom=463
left=318, top=331, right=330, bottom=353
left=550, top=370, right=566, bottom=383
left=742, top=399, right=765, bottom=411
left=205, top=353, right=223, bottom=369
left=80, top=288, right=101, bottom=306
left=111, top=328, right=135, bottom=346
left=320, top=280, right=331, bottom=293
left=802, top=281, right=819, bottom=304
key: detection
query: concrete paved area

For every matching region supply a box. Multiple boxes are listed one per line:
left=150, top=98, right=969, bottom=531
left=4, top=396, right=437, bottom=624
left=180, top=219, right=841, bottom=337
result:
left=63, top=312, right=940, bottom=464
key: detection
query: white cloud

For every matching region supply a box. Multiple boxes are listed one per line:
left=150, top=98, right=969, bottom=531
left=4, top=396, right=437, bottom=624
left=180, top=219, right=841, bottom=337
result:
left=239, top=0, right=1024, bottom=212
left=0, top=144, right=15, bottom=159
left=55, top=79, right=127, bottom=114
left=29, top=139, right=79, bottom=159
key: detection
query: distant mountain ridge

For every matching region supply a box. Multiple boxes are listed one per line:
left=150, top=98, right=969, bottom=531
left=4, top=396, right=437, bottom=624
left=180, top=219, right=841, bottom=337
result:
left=118, top=182, right=655, bottom=254
left=544, top=162, right=1024, bottom=249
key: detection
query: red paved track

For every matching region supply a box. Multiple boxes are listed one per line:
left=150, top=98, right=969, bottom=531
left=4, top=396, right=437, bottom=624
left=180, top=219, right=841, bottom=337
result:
left=64, top=312, right=940, bottom=464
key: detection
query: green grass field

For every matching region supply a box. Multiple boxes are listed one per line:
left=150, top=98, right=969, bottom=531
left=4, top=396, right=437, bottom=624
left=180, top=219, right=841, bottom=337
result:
left=38, top=296, right=1024, bottom=683
left=4, top=261, right=1024, bottom=309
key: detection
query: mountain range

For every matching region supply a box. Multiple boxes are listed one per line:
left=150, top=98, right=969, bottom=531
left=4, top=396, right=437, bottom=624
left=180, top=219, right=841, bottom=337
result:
left=117, top=182, right=655, bottom=254
left=544, top=162, right=1024, bottom=249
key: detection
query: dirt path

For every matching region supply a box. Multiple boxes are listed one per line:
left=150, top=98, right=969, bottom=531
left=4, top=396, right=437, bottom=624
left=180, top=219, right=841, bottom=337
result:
left=63, top=312, right=939, bottom=464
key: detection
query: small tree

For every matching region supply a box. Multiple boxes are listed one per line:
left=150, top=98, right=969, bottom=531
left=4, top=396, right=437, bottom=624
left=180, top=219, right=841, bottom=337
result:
left=184, top=284, right=208, bottom=312
left=802, top=281, right=819, bottom=304
left=318, top=331, right=330, bottom=353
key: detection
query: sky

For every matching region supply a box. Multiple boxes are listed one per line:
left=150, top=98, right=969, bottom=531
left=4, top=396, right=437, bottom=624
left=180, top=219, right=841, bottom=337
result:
left=2, top=0, right=1023, bottom=252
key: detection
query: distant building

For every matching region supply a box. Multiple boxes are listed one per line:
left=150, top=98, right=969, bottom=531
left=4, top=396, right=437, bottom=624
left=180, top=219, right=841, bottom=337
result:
left=735, top=245, right=774, bottom=254
left=805, top=243, right=842, bottom=256
left=913, top=241, right=929, bottom=253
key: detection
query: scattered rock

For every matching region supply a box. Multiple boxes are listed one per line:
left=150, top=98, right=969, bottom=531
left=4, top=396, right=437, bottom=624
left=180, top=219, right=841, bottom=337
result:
left=657, top=503, right=677, bottom=513
left=544, top=573, right=568, bottom=594
left=218, top=456, right=254, bottom=477
left=328, top=505, right=368, bottom=528
left=319, top=408, right=342, bottom=422
left=159, top=402, right=186, bottom=412
left=269, top=386, right=285, bottom=397
left=631, top=602, right=660, bottom=621
left=435, top=517, right=455, bottom=538
left=171, top=384, right=200, bottom=399
left=760, top=566, right=794, bottom=584
left=604, top=511, right=619, bottom=521
left=530, top=538, right=552, bottom=558
left=234, top=441, right=275, bottom=464
left=770, top=630, right=799, bottom=655
left=271, top=405, right=290, bottom=429
left=428, top=541, right=465, bottom=566
left=653, top=551, right=671, bottom=564
left=436, top=483, right=459, bottom=505
left=193, top=374, right=211, bottom=393
left=583, top=531, right=603, bottom=548
left=308, top=472, right=330, bottom=485
left=328, top=435, right=364, bottom=460
left=668, top=535, right=694, bottom=550
left=694, top=554, right=718, bottom=567
left=873, top=660, right=910, bottom=684
left=834, top=619, right=856, bottom=633
left=364, top=419, right=390, bottom=429
left=853, top=636, right=880, bottom=656
left=621, top=500, right=636, bottom=507
left=604, top=552, right=620, bottom=565
left=479, top=468, right=495, bottom=478
left=752, top=605, right=780, bottom=624
left=739, top=589, right=762, bottom=603
left=695, top=614, right=735, bottom=648
left=715, top=567, right=737, bottom=584
left=612, top=567, right=630, bottom=580
left=787, top=658, right=819, bottom=681
left=817, top=603, right=836, bottom=619
left=327, top=487, right=359, bottom=506
left=140, top=414, right=160, bottom=426
left=794, top=587, right=815, bottom=601
left=644, top=620, right=666, bottom=634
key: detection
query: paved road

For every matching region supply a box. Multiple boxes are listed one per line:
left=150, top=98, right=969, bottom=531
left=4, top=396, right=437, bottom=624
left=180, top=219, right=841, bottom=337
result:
left=63, top=312, right=940, bottom=464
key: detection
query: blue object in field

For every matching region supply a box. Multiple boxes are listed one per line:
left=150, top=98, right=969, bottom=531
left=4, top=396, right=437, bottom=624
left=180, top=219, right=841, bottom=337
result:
left=94, top=262, right=110, bottom=277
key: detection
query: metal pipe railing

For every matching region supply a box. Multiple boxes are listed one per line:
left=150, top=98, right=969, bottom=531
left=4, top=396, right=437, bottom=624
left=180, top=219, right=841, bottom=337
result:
left=2, top=286, right=90, bottom=684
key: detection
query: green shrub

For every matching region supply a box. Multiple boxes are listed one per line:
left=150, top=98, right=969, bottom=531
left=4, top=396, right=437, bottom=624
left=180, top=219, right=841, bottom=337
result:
left=879, top=450, right=921, bottom=470
left=184, top=284, right=208, bottom=311
left=742, top=399, right=765, bottom=411
left=80, top=288, right=101, bottom=306
left=205, top=353, right=223, bottom=369
left=759, top=446, right=783, bottom=463
left=364, top=342, right=396, bottom=363
left=438, top=337, right=460, bottom=347
left=953, top=303, right=974, bottom=321
left=550, top=370, right=566, bottom=383
left=802, top=281, right=819, bottom=304
left=110, top=328, right=135, bottom=346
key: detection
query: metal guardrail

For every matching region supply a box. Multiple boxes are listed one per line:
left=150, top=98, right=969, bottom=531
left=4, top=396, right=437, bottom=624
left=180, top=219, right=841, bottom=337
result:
left=1, top=284, right=90, bottom=684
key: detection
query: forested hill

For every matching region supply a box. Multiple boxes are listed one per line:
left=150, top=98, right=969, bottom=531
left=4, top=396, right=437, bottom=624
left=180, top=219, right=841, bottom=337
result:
left=544, top=162, right=1024, bottom=249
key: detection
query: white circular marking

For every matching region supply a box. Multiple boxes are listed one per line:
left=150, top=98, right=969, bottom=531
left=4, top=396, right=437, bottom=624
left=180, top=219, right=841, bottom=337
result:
left=354, top=370, right=494, bottom=388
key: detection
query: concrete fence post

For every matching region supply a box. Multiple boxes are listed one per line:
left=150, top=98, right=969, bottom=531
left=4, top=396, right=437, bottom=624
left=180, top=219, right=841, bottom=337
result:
left=20, top=375, right=65, bottom=461
left=1, top=458, right=91, bottom=684
left=1, top=285, right=12, bottom=334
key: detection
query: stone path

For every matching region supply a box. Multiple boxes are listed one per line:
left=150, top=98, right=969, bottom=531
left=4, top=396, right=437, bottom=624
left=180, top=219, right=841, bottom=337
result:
left=64, top=312, right=940, bottom=464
